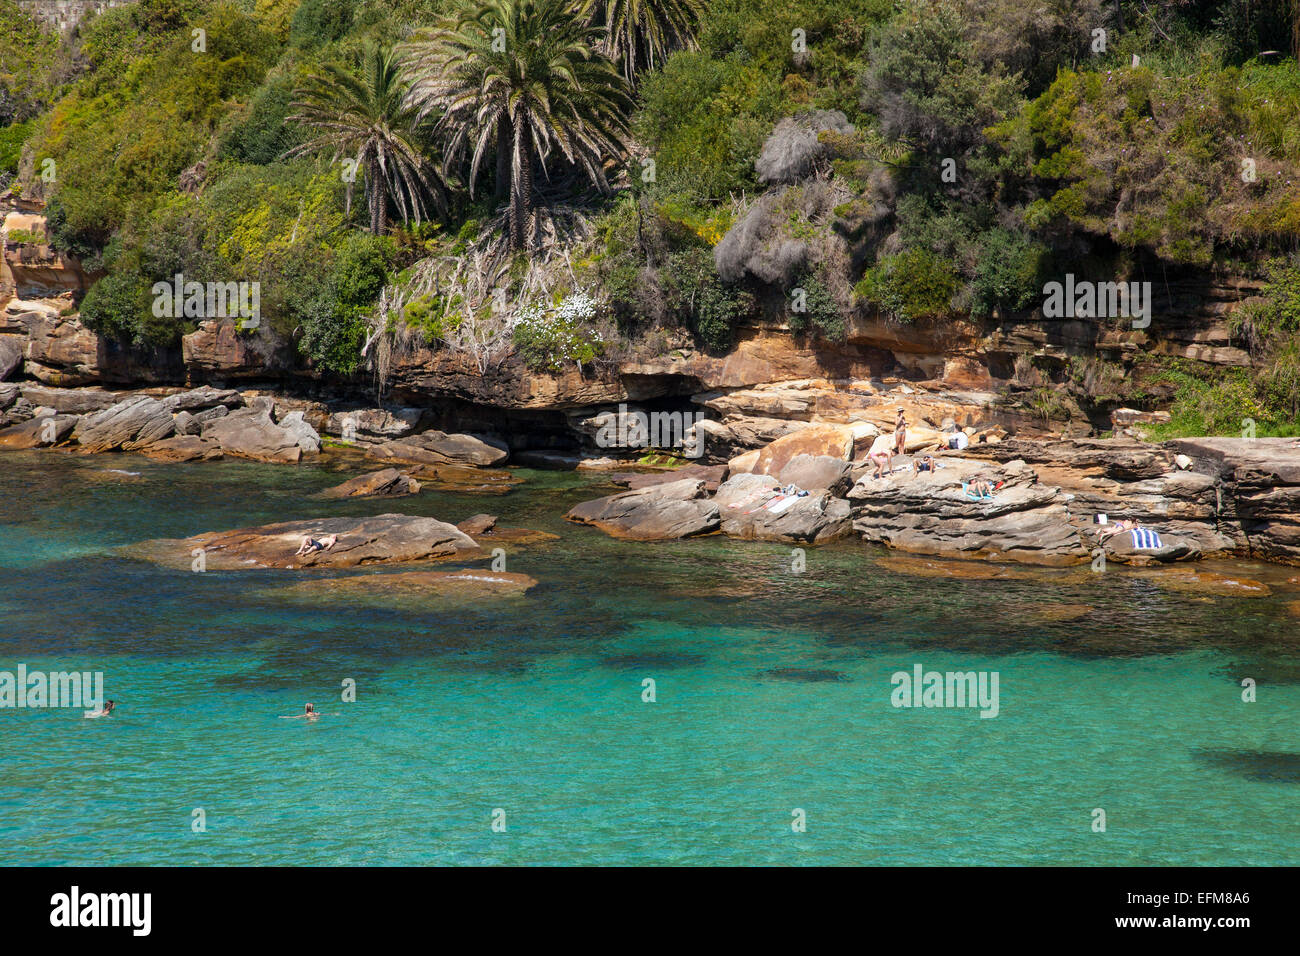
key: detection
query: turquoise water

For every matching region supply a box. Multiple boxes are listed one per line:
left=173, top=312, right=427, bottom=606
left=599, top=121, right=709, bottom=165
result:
left=0, top=449, right=1297, bottom=865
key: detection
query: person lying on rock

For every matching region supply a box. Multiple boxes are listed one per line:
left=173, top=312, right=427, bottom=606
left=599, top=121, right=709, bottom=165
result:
left=294, top=533, right=338, bottom=556
left=1098, top=519, right=1136, bottom=540
left=912, top=455, right=937, bottom=476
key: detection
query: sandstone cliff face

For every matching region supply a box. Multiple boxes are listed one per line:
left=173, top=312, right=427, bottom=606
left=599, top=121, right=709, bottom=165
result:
left=0, top=195, right=1268, bottom=458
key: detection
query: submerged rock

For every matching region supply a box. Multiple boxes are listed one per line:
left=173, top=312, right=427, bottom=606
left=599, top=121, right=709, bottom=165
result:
left=565, top=478, right=720, bottom=540
left=874, top=555, right=1051, bottom=581
left=270, top=569, right=538, bottom=603
left=1133, top=567, right=1271, bottom=598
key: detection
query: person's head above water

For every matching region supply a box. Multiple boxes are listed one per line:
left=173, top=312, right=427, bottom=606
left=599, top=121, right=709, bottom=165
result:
left=104, top=700, right=115, bottom=713
left=305, top=702, right=315, bottom=713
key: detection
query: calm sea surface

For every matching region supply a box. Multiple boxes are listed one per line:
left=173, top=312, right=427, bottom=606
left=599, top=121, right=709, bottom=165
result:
left=0, top=449, right=1297, bottom=865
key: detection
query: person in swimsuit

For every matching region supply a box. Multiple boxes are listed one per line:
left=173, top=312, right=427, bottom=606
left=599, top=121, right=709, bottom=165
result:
left=894, top=409, right=907, bottom=456
left=912, top=455, right=936, bottom=476
left=294, top=533, right=338, bottom=556
left=86, top=700, right=115, bottom=718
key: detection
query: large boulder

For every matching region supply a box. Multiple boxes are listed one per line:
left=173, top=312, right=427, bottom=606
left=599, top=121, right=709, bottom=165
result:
left=848, top=461, right=1089, bottom=565
left=690, top=416, right=810, bottom=463
left=126, top=514, right=482, bottom=570
left=608, top=463, right=728, bottom=492
left=181, top=320, right=293, bottom=378
left=140, top=435, right=225, bottom=463
left=8, top=306, right=101, bottom=386
left=1101, top=528, right=1200, bottom=565
left=565, top=478, right=720, bottom=540
left=327, top=405, right=425, bottom=441
left=0, top=413, right=77, bottom=448
left=20, top=384, right=119, bottom=414
left=320, top=468, right=421, bottom=499
left=200, top=407, right=305, bottom=463
left=0, top=336, right=21, bottom=380
left=73, top=395, right=175, bottom=453
left=276, top=409, right=321, bottom=454
left=777, top=454, right=851, bottom=495
left=714, top=472, right=851, bottom=543
left=754, top=423, right=856, bottom=476
left=368, top=430, right=509, bottom=468
left=160, top=386, right=244, bottom=412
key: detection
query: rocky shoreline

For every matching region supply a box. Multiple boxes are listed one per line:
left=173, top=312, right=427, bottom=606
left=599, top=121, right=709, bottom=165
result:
left=5, top=376, right=1300, bottom=573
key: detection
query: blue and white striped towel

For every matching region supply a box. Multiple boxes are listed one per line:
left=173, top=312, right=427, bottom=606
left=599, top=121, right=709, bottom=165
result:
left=1130, top=527, right=1162, bottom=550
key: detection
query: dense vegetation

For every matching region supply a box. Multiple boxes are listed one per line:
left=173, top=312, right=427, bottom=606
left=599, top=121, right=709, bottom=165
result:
left=2, top=0, right=1299, bottom=431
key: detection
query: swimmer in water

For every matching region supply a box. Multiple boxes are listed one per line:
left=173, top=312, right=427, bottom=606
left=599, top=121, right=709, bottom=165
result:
left=280, top=702, right=321, bottom=720
left=86, top=700, right=116, bottom=718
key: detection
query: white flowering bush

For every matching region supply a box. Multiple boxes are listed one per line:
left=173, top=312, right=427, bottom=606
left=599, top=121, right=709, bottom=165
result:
left=512, top=291, right=605, bottom=371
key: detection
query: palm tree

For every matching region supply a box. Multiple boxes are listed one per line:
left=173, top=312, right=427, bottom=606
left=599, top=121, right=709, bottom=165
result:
left=403, top=0, right=634, bottom=251
left=285, top=45, right=448, bottom=235
left=581, top=0, right=704, bottom=83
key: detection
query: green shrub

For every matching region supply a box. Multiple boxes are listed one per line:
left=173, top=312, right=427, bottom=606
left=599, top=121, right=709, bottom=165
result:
left=290, top=0, right=355, bottom=49
left=855, top=247, right=958, bottom=323
left=970, top=228, right=1050, bottom=316
left=0, top=119, right=33, bottom=174
left=787, top=272, right=843, bottom=340
left=635, top=51, right=785, bottom=201
left=80, top=270, right=173, bottom=346
left=661, top=246, right=753, bottom=351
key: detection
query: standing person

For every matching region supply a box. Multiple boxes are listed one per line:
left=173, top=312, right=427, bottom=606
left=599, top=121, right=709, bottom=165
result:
left=894, top=408, right=908, bottom=458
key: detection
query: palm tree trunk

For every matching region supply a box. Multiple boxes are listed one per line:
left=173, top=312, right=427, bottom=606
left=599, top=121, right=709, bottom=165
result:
left=510, top=128, right=533, bottom=252
left=495, top=114, right=512, bottom=203
left=368, top=158, right=388, bottom=235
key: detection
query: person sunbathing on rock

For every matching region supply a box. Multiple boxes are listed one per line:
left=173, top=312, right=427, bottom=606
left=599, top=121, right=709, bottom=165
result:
left=1098, top=518, right=1136, bottom=540
left=912, top=455, right=937, bottom=476
left=294, top=533, right=338, bottom=556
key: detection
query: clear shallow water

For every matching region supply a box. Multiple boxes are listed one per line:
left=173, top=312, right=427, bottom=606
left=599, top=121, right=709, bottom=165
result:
left=0, top=449, right=1297, bottom=865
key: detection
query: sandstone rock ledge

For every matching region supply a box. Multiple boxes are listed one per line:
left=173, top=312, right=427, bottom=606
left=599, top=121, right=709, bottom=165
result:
left=125, top=514, right=483, bottom=570
left=565, top=478, right=720, bottom=540
left=563, top=436, right=1300, bottom=568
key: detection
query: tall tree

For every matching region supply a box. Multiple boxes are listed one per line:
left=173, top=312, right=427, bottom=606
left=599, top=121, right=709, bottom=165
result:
left=285, top=45, right=447, bottom=235
left=581, top=0, right=705, bottom=83
left=403, top=0, right=633, bottom=251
